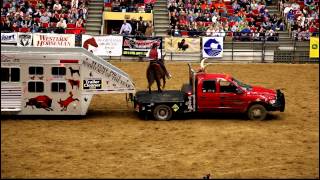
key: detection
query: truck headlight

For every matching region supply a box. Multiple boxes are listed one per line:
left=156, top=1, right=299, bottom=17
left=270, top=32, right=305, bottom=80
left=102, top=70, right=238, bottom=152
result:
left=269, top=99, right=276, bottom=104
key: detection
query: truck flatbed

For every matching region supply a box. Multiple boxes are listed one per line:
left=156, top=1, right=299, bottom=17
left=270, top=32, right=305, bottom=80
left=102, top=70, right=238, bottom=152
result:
left=135, top=90, right=185, bottom=104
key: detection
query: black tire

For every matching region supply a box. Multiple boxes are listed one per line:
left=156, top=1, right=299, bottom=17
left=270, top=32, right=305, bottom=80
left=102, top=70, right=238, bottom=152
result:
left=153, top=104, right=173, bottom=121
left=247, top=104, right=267, bottom=120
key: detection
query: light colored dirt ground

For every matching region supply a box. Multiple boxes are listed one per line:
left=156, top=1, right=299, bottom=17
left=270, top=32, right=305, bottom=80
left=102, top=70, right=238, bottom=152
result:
left=1, top=62, right=319, bottom=178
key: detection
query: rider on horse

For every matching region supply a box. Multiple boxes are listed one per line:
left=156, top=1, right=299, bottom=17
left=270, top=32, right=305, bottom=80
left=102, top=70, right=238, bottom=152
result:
left=146, top=42, right=172, bottom=79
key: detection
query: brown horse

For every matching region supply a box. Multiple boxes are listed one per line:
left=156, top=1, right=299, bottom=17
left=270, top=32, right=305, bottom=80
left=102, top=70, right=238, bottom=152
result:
left=146, top=59, right=166, bottom=94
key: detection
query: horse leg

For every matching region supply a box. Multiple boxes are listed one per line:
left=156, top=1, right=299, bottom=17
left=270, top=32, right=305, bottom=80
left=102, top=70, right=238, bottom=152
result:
left=156, top=76, right=162, bottom=93
left=162, top=76, right=166, bottom=90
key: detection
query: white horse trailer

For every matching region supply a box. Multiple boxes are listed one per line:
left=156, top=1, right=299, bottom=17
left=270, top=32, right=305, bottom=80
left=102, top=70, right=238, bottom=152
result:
left=1, top=46, right=135, bottom=115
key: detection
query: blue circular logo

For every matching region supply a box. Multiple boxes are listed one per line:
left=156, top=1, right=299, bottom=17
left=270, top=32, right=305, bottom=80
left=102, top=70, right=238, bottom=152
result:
left=204, top=39, right=222, bottom=57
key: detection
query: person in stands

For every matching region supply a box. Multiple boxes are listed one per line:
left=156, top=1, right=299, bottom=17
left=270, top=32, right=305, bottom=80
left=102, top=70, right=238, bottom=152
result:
left=119, top=20, right=132, bottom=35
left=146, top=43, right=172, bottom=79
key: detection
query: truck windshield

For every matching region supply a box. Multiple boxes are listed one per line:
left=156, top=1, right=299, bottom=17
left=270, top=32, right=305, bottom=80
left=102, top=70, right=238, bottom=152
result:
left=232, top=78, right=252, bottom=90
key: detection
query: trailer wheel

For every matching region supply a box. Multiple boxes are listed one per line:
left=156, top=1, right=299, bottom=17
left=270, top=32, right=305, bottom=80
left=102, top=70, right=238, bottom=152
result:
left=153, top=105, right=173, bottom=121
left=247, top=104, right=267, bottom=120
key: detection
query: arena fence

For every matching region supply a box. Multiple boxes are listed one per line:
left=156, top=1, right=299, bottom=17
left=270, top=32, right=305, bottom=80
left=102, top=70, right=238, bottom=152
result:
left=1, top=32, right=318, bottom=63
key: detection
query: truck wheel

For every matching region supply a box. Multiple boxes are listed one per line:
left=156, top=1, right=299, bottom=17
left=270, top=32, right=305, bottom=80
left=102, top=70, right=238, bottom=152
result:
left=247, top=104, right=267, bottom=120
left=153, top=105, right=173, bottom=121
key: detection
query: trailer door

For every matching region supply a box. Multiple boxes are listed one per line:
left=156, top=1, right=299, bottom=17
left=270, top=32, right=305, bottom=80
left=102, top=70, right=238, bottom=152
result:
left=1, top=66, right=22, bottom=112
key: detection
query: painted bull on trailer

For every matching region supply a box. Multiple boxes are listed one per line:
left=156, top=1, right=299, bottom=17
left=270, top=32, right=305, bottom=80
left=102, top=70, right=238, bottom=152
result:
left=25, top=95, right=53, bottom=111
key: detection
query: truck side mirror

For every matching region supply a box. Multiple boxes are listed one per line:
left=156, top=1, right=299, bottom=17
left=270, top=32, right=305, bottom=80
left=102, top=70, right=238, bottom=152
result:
left=236, top=88, right=244, bottom=94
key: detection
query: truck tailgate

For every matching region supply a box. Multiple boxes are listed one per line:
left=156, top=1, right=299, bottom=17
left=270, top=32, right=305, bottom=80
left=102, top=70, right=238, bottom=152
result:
left=135, top=90, right=185, bottom=104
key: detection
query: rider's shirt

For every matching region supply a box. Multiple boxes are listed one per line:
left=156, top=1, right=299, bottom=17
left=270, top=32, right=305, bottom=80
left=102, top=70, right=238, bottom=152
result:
left=146, top=48, right=161, bottom=60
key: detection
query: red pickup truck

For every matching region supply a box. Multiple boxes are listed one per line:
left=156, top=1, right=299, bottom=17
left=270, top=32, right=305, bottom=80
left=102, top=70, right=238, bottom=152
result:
left=133, top=63, right=285, bottom=121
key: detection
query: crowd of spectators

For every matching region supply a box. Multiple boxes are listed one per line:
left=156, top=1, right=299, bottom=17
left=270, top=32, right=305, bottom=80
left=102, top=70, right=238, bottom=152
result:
left=111, top=0, right=154, bottom=13
left=168, top=0, right=290, bottom=41
left=1, top=0, right=88, bottom=34
left=280, top=0, right=319, bottom=41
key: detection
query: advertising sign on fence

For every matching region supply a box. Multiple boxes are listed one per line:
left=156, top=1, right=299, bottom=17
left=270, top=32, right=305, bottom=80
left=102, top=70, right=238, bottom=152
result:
left=1, top=33, right=18, bottom=44
left=82, top=35, right=123, bottom=56
left=309, top=37, right=319, bottom=58
left=33, top=33, right=75, bottom=47
left=122, top=36, right=162, bottom=56
left=164, top=37, right=200, bottom=53
left=17, top=33, right=33, bottom=47
left=202, top=37, right=224, bottom=58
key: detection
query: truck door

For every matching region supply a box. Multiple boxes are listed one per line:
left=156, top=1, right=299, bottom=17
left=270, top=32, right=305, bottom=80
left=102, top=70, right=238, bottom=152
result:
left=197, top=79, right=220, bottom=112
left=218, top=79, right=245, bottom=112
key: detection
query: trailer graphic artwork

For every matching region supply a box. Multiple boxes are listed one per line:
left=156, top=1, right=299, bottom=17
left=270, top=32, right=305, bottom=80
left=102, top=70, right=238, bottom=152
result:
left=83, top=79, right=102, bottom=89
left=58, top=92, right=80, bottom=111
left=68, top=67, right=80, bottom=77
left=67, top=79, right=80, bottom=89
left=25, top=95, right=53, bottom=111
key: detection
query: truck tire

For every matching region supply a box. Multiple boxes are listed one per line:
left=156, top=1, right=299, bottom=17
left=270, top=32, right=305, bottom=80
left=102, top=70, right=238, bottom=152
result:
left=247, top=104, right=267, bottom=120
left=153, top=105, right=173, bottom=121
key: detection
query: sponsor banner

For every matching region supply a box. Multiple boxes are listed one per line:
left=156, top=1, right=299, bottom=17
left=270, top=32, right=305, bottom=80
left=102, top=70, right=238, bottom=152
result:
left=82, top=35, right=123, bottom=56
left=309, top=37, right=319, bottom=58
left=202, top=37, right=224, bottom=58
left=122, top=36, right=162, bottom=56
left=1, top=33, right=18, bottom=44
left=164, top=37, right=200, bottom=53
left=17, top=33, right=33, bottom=47
left=83, top=79, right=102, bottom=89
left=33, top=33, right=75, bottom=47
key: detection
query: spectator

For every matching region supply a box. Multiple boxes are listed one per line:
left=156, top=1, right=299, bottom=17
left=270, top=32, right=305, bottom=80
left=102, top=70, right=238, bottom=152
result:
left=136, top=16, right=147, bottom=36
left=53, top=0, right=62, bottom=12
left=55, top=17, right=66, bottom=33
left=40, top=12, right=50, bottom=24
left=206, top=25, right=214, bottom=36
left=30, top=22, right=40, bottom=32
left=119, top=20, right=132, bottom=35
left=75, top=16, right=84, bottom=28
left=145, top=21, right=153, bottom=37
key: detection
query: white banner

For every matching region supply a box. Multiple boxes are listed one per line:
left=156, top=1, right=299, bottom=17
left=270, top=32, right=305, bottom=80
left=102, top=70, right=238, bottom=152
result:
left=1, top=33, right=18, bottom=44
left=33, top=33, right=75, bottom=47
left=202, top=37, right=224, bottom=58
left=82, top=35, right=123, bottom=56
left=17, top=33, right=33, bottom=47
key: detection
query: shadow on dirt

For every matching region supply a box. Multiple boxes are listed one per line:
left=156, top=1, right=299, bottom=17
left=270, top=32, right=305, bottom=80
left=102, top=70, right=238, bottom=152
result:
left=0, top=115, right=86, bottom=121
left=1, top=110, right=281, bottom=121
left=133, top=111, right=282, bottom=121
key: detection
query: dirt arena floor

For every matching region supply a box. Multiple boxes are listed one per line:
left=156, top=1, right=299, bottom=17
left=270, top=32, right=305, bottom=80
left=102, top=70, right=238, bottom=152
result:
left=1, top=62, right=319, bottom=178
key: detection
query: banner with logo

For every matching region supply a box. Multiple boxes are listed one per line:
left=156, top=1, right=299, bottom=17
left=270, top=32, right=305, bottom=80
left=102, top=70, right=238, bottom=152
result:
left=309, top=37, right=319, bottom=58
left=82, top=35, right=123, bottom=56
left=202, top=37, right=224, bottom=58
left=17, top=33, right=33, bottom=47
left=165, top=37, right=200, bottom=53
left=1, top=33, right=18, bottom=44
left=122, top=36, right=162, bottom=56
left=33, top=33, right=75, bottom=47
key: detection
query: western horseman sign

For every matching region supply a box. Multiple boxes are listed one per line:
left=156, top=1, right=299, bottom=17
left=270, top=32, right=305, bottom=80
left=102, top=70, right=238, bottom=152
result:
left=33, top=33, right=75, bottom=47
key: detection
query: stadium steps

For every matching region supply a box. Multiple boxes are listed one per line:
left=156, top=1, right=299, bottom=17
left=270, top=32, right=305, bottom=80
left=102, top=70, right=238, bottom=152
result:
left=85, top=0, right=104, bottom=35
left=153, top=0, right=170, bottom=37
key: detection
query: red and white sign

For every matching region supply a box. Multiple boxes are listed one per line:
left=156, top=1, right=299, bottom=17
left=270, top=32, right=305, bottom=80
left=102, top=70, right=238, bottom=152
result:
left=33, top=33, right=75, bottom=47
left=82, top=35, right=123, bottom=56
